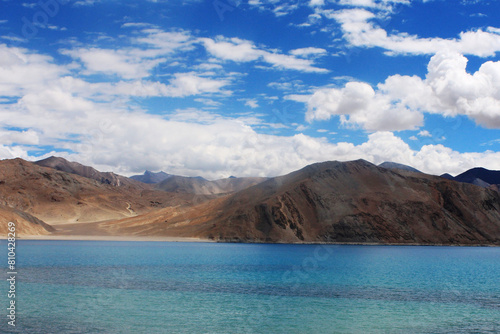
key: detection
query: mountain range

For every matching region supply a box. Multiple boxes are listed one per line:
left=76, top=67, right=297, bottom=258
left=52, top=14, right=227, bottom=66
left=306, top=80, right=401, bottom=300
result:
left=441, top=168, right=500, bottom=191
left=1, top=157, right=499, bottom=245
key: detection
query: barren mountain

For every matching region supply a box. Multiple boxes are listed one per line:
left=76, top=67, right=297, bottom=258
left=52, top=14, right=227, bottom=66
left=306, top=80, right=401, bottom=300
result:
left=2, top=158, right=500, bottom=245
left=35, top=156, right=135, bottom=187
left=155, top=175, right=268, bottom=195
left=0, top=205, right=55, bottom=236
left=96, top=160, right=500, bottom=245
left=0, top=158, right=193, bottom=225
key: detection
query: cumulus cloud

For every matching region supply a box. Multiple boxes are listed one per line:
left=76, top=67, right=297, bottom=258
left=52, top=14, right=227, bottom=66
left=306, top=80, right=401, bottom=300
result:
left=331, top=8, right=500, bottom=57
left=3, top=80, right=499, bottom=179
left=305, top=81, right=423, bottom=131
left=303, top=52, right=500, bottom=130
left=2, top=85, right=500, bottom=178
left=380, top=52, right=500, bottom=128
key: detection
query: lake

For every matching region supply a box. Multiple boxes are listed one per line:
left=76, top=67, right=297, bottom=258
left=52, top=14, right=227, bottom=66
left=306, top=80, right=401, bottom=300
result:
left=1, top=240, right=499, bottom=333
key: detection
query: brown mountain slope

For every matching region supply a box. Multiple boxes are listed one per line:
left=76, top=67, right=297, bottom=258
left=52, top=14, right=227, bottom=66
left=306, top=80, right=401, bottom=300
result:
left=0, top=205, right=55, bottom=236
left=35, top=156, right=136, bottom=187
left=96, top=160, right=500, bottom=245
left=0, top=158, right=195, bottom=225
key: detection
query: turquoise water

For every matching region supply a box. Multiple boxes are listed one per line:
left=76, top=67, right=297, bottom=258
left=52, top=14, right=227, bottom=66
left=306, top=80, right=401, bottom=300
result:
left=1, top=241, right=499, bottom=333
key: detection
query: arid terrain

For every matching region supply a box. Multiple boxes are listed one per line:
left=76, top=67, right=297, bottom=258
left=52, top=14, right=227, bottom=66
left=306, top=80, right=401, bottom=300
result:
left=1, top=157, right=499, bottom=245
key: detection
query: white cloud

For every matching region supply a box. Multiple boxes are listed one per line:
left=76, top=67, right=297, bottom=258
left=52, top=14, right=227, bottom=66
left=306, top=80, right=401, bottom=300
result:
left=380, top=52, right=500, bottom=128
left=134, top=29, right=195, bottom=55
left=268, top=80, right=306, bottom=92
left=61, top=29, right=195, bottom=80
left=285, top=94, right=311, bottom=103
left=62, top=47, right=160, bottom=79
left=194, top=98, right=222, bottom=107
left=1, top=35, right=26, bottom=43
left=73, top=0, right=101, bottom=6
left=0, top=129, right=39, bottom=145
left=0, top=144, right=30, bottom=160
left=201, top=36, right=328, bottom=73
left=2, top=24, right=500, bottom=179
left=302, top=52, right=500, bottom=130
left=331, top=8, right=500, bottom=57
left=3, top=87, right=500, bottom=178
left=121, top=22, right=156, bottom=29
left=201, top=37, right=261, bottom=62
left=272, top=3, right=299, bottom=16
left=418, top=130, right=432, bottom=137
left=309, top=0, right=324, bottom=6
left=337, top=0, right=410, bottom=10
left=244, top=99, right=259, bottom=108
left=305, top=82, right=423, bottom=131
left=0, top=44, right=68, bottom=96
left=164, top=73, right=229, bottom=97
left=290, top=47, right=327, bottom=57
left=338, top=0, right=379, bottom=8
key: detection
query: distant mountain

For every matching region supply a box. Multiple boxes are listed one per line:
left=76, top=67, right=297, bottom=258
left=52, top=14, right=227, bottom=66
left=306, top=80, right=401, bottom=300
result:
left=440, top=173, right=455, bottom=180
left=378, top=161, right=421, bottom=173
left=105, top=160, right=500, bottom=245
left=454, top=167, right=500, bottom=186
left=442, top=167, right=500, bottom=190
left=130, top=170, right=171, bottom=184
left=156, top=175, right=268, bottom=195
left=35, top=156, right=136, bottom=187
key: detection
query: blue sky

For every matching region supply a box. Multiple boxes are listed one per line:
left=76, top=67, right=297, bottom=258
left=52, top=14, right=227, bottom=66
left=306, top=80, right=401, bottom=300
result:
left=1, top=0, right=500, bottom=178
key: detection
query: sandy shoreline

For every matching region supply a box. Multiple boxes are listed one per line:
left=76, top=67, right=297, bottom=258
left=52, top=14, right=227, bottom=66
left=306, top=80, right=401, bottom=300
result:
left=15, top=234, right=214, bottom=242
left=6, top=234, right=498, bottom=246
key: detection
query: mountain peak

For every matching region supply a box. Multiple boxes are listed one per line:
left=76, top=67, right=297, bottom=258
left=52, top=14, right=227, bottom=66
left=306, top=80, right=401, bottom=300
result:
left=130, top=170, right=171, bottom=184
left=378, top=161, right=421, bottom=173
left=34, top=156, right=130, bottom=187
left=452, top=167, right=500, bottom=188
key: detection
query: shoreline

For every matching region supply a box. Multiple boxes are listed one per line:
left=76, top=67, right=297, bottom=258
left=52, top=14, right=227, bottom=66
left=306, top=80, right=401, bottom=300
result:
left=13, top=234, right=213, bottom=243
left=4, top=234, right=498, bottom=246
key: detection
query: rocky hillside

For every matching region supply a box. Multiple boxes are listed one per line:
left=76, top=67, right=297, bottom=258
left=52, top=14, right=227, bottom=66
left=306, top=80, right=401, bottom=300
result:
left=0, top=158, right=192, bottom=225
left=0, top=205, right=55, bottom=236
left=35, top=156, right=135, bottom=187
